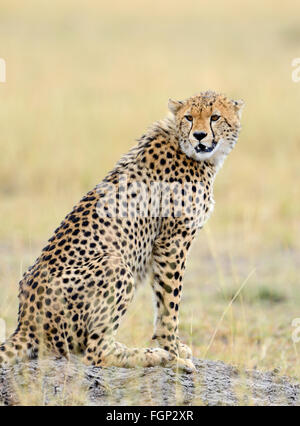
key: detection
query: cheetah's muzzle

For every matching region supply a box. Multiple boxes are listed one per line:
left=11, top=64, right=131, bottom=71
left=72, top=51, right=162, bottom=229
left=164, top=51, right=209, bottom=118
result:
left=195, top=140, right=217, bottom=154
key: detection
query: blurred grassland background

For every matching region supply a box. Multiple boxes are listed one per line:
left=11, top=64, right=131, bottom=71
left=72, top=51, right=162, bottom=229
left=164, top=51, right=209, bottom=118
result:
left=0, top=0, right=300, bottom=394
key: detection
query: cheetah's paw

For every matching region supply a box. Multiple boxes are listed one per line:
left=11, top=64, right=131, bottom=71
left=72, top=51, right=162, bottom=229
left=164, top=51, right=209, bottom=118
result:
left=177, top=341, right=193, bottom=359
left=144, top=348, right=171, bottom=367
left=173, top=357, right=196, bottom=373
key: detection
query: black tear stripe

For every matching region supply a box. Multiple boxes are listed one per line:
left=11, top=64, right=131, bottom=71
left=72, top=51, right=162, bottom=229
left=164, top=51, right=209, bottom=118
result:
left=209, top=120, right=216, bottom=142
left=224, top=118, right=232, bottom=128
left=187, top=121, right=193, bottom=141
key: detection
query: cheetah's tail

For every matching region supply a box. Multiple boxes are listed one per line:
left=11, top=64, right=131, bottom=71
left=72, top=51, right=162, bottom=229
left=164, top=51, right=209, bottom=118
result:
left=0, top=331, right=31, bottom=367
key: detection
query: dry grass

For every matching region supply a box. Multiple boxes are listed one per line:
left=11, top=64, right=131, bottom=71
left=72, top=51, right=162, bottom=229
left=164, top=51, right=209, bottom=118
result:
left=0, top=0, right=300, bottom=405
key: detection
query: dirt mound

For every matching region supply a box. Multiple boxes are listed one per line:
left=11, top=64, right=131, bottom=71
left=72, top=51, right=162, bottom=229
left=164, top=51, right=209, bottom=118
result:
left=0, top=357, right=299, bottom=406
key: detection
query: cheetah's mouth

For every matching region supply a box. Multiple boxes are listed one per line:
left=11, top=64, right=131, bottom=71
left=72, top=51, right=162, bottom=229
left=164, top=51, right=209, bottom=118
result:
left=195, top=140, right=217, bottom=154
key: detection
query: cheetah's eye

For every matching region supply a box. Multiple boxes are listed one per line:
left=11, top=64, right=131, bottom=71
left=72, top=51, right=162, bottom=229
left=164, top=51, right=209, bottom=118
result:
left=184, top=115, right=193, bottom=122
left=211, top=114, right=220, bottom=122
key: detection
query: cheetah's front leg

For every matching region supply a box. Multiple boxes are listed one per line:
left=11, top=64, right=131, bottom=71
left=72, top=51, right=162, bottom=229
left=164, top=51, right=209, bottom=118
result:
left=152, top=237, right=195, bottom=370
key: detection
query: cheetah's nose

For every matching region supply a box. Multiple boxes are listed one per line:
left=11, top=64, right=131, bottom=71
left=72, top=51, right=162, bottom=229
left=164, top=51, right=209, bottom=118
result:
left=193, top=132, right=207, bottom=142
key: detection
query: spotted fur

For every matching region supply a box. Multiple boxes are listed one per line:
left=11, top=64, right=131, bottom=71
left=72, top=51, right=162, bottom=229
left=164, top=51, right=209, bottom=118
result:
left=0, top=91, right=243, bottom=371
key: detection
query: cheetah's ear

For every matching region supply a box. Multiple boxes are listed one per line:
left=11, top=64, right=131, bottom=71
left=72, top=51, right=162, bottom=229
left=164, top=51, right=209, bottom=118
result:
left=231, top=99, right=245, bottom=120
left=168, top=99, right=183, bottom=115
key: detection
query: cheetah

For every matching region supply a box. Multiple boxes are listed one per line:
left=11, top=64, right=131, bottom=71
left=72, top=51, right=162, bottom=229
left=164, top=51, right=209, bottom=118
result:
left=0, top=91, right=243, bottom=371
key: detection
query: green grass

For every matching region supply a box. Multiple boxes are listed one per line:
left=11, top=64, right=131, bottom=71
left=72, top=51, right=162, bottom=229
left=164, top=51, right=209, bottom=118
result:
left=0, top=0, right=300, bottom=405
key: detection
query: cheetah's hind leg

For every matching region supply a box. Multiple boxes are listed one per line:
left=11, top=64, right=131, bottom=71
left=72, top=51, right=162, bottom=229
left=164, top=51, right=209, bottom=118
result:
left=84, top=337, right=172, bottom=368
left=82, top=260, right=172, bottom=368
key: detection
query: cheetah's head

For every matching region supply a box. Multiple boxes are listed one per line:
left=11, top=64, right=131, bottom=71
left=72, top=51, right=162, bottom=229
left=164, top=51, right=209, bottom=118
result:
left=168, top=91, right=244, bottom=169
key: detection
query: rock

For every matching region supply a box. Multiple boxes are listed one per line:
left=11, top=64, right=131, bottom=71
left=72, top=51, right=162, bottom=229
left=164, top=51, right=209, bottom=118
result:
left=0, top=356, right=299, bottom=406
